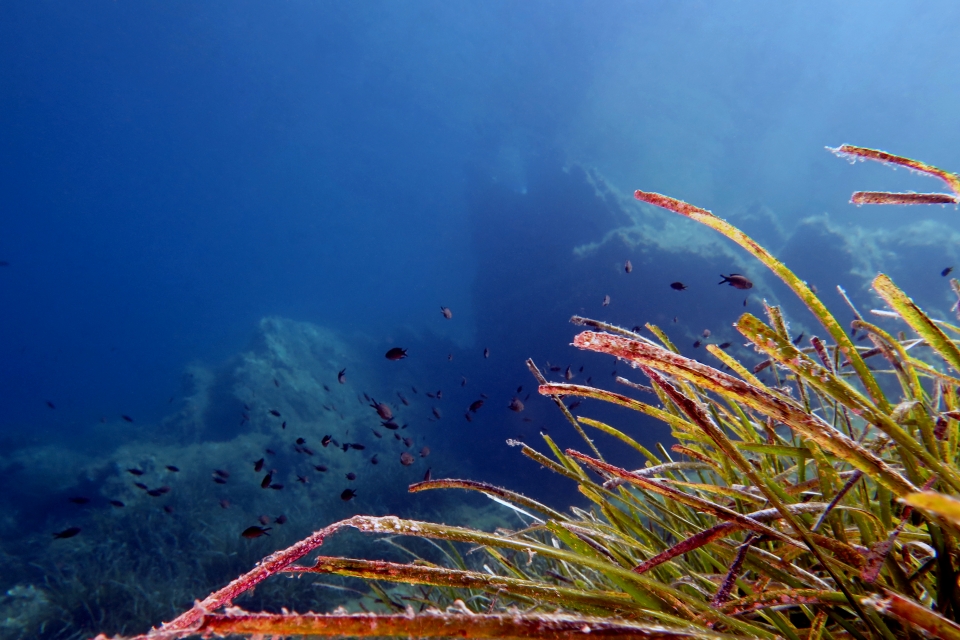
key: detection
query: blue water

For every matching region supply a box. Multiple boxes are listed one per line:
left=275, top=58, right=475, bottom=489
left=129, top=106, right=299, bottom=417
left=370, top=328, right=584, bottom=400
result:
left=2, top=2, right=960, bottom=637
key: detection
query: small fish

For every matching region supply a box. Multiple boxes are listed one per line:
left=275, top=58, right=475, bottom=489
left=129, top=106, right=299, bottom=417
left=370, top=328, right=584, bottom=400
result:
left=296, top=475, right=308, bottom=484
left=385, top=347, right=407, bottom=361
left=792, top=332, right=805, bottom=346
left=165, top=465, right=179, bottom=472
left=261, top=473, right=273, bottom=488
left=68, top=496, right=90, bottom=505
left=338, top=368, right=347, bottom=384
left=323, top=384, right=330, bottom=391
left=461, top=376, right=467, bottom=387
left=440, top=306, right=453, bottom=319
left=693, top=340, right=701, bottom=348
left=508, top=397, right=524, bottom=412
left=350, top=443, right=365, bottom=450
left=397, top=392, right=409, bottom=406
left=371, top=429, right=382, bottom=438
left=400, top=452, right=415, bottom=466
left=420, top=446, right=430, bottom=458
left=134, top=482, right=148, bottom=490
left=46, top=400, right=56, bottom=409
left=436, top=390, right=442, bottom=399
left=743, top=298, right=748, bottom=307
left=469, top=399, right=484, bottom=412
left=718, top=342, right=731, bottom=349
left=322, top=435, right=333, bottom=447
left=424, top=467, right=432, bottom=481
left=483, top=348, right=490, bottom=358
left=382, top=420, right=400, bottom=430
left=345, top=472, right=356, bottom=481
left=275, top=515, right=287, bottom=524
left=426, top=392, right=436, bottom=398
left=127, top=468, right=144, bottom=476
left=568, top=400, right=582, bottom=411
left=411, top=386, right=418, bottom=393
left=341, top=488, right=357, bottom=501
left=296, top=437, right=306, bottom=445
left=602, top=295, right=611, bottom=306
left=564, top=366, right=573, bottom=380
left=549, top=366, right=561, bottom=372
left=269, top=483, right=284, bottom=490
left=219, top=499, right=230, bottom=509
left=266, top=448, right=276, bottom=455
left=241, top=526, right=271, bottom=539
left=269, top=409, right=281, bottom=417
left=702, top=329, right=711, bottom=338
left=670, top=282, right=687, bottom=291
left=624, top=259, right=632, bottom=273
left=448, top=353, right=453, bottom=361
left=214, top=469, right=230, bottom=478
left=314, top=464, right=328, bottom=472
left=109, top=500, right=125, bottom=508
left=212, top=476, right=226, bottom=484
left=121, top=415, right=134, bottom=423
left=281, top=421, right=286, bottom=429
left=517, top=385, right=523, bottom=393
left=274, top=378, right=279, bottom=387
left=342, top=443, right=350, bottom=452
left=403, top=437, right=413, bottom=447
left=53, top=527, right=81, bottom=539
left=147, top=487, right=170, bottom=497
left=371, top=454, right=379, bottom=464
left=259, top=514, right=271, bottom=525
left=432, top=407, right=442, bottom=420
left=370, top=400, right=393, bottom=421
left=943, top=267, right=954, bottom=277
left=719, top=274, right=753, bottom=290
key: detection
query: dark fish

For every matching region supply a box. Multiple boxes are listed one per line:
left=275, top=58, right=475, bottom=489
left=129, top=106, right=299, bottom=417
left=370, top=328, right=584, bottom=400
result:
left=400, top=452, right=415, bottom=466
left=68, top=497, right=90, bottom=505
left=219, top=499, right=230, bottom=509
left=213, top=476, right=227, bottom=484
left=302, top=446, right=314, bottom=456
left=420, top=446, right=430, bottom=458
left=147, top=487, right=170, bottom=497
left=165, top=465, right=179, bottom=472
left=296, top=437, right=306, bottom=445
left=254, top=458, right=264, bottom=472
left=670, top=282, right=687, bottom=290
left=403, top=437, right=413, bottom=447
left=448, top=353, right=453, bottom=361
left=269, top=483, right=283, bottom=490
left=436, top=390, right=442, bottom=399
left=624, top=259, right=632, bottom=273
left=275, top=515, right=287, bottom=524
left=464, top=412, right=473, bottom=422
left=46, top=400, right=56, bottom=409
left=109, top=500, right=125, bottom=507
left=370, top=400, right=393, bottom=421
left=516, top=385, right=523, bottom=393
left=214, top=469, right=230, bottom=478
left=743, top=298, right=748, bottom=307
left=702, top=329, right=711, bottom=338
left=127, top=468, right=144, bottom=476
left=382, top=419, right=400, bottom=430
left=371, top=429, right=382, bottom=438
left=564, top=366, right=573, bottom=380
left=163, top=505, right=174, bottom=514
left=54, top=527, right=81, bottom=539
left=432, top=407, right=442, bottom=420
left=426, top=392, right=436, bottom=398
left=314, top=464, right=328, bottom=472
left=792, top=332, right=805, bottom=346
left=693, top=340, right=701, bottom=348
left=342, top=443, right=349, bottom=452
left=568, top=400, right=582, bottom=411
left=483, top=348, right=490, bottom=358
left=719, top=274, right=753, bottom=290
left=461, top=376, right=467, bottom=387
left=943, top=267, right=954, bottom=277
left=412, top=386, right=418, bottom=393
left=397, top=392, right=409, bottom=406
left=550, top=365, right=561, bottom=372
left=121, top=415, right=134, bottom=423
left=718, top=342, right=731, bottom=349
left=350, top=443, right=365, bottom=450
left=259, top=514, right=271, bottom=525
left=323, top=384, right=330, bottom=391
left=266, top=448, right=276, bottom=455
left=385, top=347, right=407, bottom=361
left=261, top=473, right=272, bottom=488
left=281, top=421, right=286, bottom=429
left=508, top=397, right=524, bottom=412
left=274, top=378, right=279, bottom=387
left=469, top=399, right=484, bottom=412
left=345, top=472, right=356, bottom=480
left=424, top=468, right=432, bottom=481
left=269, top=409, right=281, bottom=417
left=322, top=435, right=333, bottom=447
left=338, top=368, right=346, bottom=384
left=341, top=488, right=357, bottom=501
left=440, top=306, right=453, bottom=319
left=241, top=526, right=271, bottom=539
left=296, top=475, right=308, bottom=484
left=370, top=454, right=379, bottom=464
left=134, top=482, right=148, bottom=490
left=602, top=294, right=611, bottom=306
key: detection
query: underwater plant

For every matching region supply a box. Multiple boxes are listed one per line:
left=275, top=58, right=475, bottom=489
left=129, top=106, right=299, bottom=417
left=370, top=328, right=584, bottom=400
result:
left=94, top=145, right=960, bottom=639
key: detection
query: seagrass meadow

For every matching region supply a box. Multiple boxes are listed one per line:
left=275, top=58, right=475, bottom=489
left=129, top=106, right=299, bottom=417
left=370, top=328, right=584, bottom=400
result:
left=93, top=145, right=960, bottom=640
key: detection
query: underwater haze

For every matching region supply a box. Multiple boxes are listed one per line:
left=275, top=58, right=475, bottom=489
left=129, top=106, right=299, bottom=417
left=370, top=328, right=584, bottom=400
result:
left=1, top=1, right=960, bottom=637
